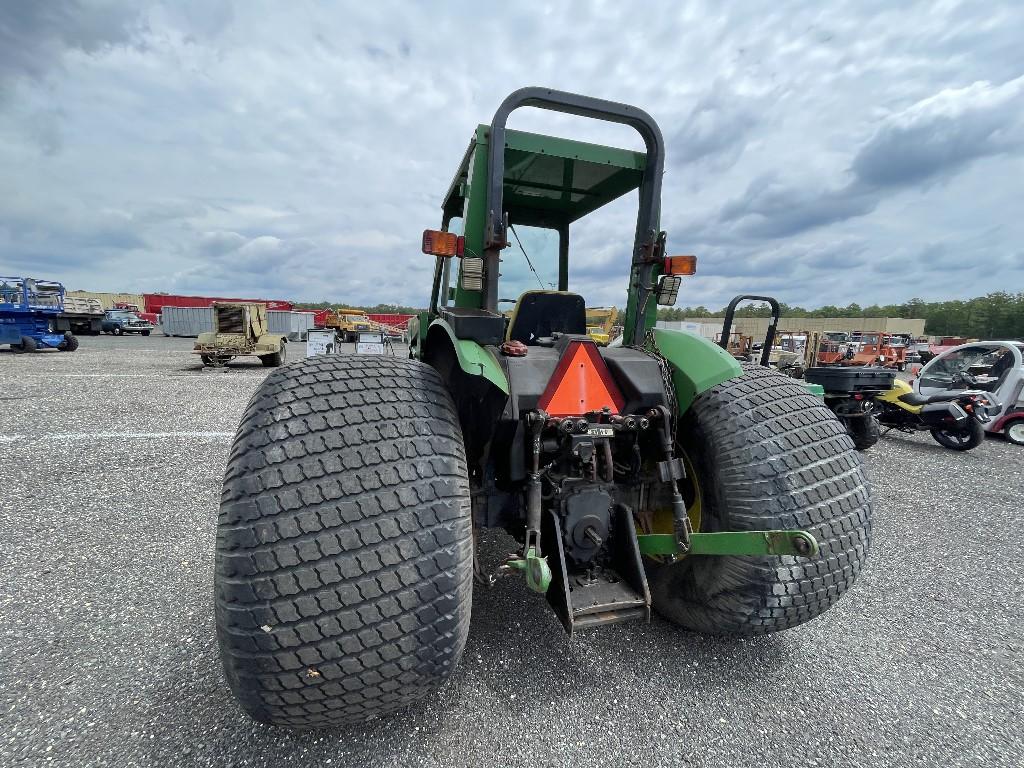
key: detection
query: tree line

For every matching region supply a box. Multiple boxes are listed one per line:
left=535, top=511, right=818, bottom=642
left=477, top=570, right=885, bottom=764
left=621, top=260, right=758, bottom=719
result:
left=294, top=301, right=423, bottom=315
left=656, top=292, right=1024, bottom=339
left=297, top=292, right=1024, bottom=339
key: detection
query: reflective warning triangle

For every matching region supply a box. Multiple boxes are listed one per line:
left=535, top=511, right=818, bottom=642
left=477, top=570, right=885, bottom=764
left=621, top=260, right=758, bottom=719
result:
left=537, top=340, right=626, bottom=417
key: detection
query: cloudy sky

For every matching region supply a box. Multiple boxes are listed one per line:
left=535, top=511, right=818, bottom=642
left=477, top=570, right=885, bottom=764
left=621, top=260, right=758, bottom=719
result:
left=1, top=1, right=1022, bottom=309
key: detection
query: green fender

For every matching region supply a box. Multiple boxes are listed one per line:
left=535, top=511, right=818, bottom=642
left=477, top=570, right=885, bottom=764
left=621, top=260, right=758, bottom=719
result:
left=427, top=319, right=509, bottom=394
left=652, top=328, right=742, bottom=412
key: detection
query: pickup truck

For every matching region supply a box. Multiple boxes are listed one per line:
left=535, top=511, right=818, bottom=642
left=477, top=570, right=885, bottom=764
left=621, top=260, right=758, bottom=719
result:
left=102, top=309, right=154, bottom=336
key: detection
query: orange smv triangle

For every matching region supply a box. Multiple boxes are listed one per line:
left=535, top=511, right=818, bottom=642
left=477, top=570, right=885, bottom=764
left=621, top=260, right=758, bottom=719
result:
left=537, top=340, right=626, bottom=417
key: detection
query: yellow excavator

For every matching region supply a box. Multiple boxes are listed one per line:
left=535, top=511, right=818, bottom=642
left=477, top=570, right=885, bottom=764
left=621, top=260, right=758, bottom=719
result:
left=585, top=306, right=619, bottom=345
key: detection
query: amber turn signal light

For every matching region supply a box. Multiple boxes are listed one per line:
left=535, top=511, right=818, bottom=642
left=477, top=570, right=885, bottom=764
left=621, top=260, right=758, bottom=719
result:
left=663, top=255, right=697, bottom=275
left=422, top=229, right=464, bottom=257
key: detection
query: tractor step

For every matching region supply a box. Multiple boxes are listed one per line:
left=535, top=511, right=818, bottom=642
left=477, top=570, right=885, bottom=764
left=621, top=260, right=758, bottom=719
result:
left=543, top=506, right=652, bottom=635
left=567, top=576, right=649, bottom=629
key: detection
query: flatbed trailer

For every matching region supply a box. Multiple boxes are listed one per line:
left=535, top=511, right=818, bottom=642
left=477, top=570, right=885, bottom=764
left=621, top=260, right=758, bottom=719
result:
left=58, top=296, right=104, bottom=335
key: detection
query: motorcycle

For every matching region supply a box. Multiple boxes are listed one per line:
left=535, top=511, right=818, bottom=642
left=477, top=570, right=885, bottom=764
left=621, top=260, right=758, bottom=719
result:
left=870, top=376, right=995, bottom=450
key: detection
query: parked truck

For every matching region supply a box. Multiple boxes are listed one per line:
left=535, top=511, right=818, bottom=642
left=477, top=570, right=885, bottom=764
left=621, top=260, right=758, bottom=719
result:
left=59, top=295, right=105, bottom=335
left=321, top=308, right=372, bottom=342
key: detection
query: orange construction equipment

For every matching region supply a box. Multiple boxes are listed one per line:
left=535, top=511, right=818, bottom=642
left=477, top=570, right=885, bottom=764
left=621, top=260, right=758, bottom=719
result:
left=714, top=330, right=754, bottom=360
left=537, top=340, right=626, bottom=417
left=816, top=338, right=846, bottom=365
left=843, top=333, right=908, bottom=370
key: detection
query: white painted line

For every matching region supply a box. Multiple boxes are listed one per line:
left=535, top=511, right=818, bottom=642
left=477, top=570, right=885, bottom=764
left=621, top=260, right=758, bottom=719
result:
left=8, top=374, right=192, bottom=379
left=0, top=431, right=235, bottom=442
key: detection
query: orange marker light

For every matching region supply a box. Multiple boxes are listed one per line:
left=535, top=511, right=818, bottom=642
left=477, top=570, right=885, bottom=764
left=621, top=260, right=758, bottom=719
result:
left=422, top=230, right=463, bottom=257
left=664, top=255, right=697, bottom=275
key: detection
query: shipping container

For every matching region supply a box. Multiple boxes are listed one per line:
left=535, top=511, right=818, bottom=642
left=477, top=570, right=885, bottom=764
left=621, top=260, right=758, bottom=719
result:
left=144, top=293, right=293, bottom=314
left=267, top=311, right=316, bottom=341
left=159, top=306, right=213, bottom=337
left=161, top=306, right=315, bottom=339
left=655, top=320, right=720, bottom=339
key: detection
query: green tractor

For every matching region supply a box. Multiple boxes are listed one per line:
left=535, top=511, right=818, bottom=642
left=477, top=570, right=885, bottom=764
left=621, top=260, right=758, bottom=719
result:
left=214, top=88, right=872, bottom=727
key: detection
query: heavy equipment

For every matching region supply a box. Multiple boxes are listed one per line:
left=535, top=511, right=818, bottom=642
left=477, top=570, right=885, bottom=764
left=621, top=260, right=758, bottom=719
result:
left=0, top=277, right=79, bottom=352
left=322, top=308, right=372, bottom=342
left=193, top=302, right=286, bottom=367
left=585, top=306, right=619, bottom=345
left=213, top=88, right=873, bottom=727
left=842, top=332, right=907, bottom=370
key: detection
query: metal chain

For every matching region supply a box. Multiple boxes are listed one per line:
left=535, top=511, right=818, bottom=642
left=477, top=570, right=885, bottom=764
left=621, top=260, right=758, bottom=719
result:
left=635, top=329, right=679, bottom=443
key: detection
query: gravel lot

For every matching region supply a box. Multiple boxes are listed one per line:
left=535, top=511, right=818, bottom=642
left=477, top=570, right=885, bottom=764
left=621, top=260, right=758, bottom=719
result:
left=2, top=334, right=1021, bottom=768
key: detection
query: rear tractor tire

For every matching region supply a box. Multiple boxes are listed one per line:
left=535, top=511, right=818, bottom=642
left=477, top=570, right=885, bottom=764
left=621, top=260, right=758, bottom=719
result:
left=648, top=363, right=872, bottom=636
left=215, top=355, right=473, bottom=727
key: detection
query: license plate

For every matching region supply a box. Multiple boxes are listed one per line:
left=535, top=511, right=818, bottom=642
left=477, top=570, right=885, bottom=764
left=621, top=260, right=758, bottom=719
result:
left=589, top=426, right=614, bottom=437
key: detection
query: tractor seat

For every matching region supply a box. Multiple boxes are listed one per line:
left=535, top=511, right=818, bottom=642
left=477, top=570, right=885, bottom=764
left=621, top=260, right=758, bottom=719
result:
left=506, top=290, right=586, bottom=345
left=897, top=390, right=970, bottom=407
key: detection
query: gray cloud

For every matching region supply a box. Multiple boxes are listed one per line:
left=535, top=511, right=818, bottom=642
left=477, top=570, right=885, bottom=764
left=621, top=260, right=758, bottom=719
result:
left=715, top=76, right=1024, bottom=243
left=718, top=174, right=877, bottom=239
left=669, top=84, right=761, bottom=168
left=0, top=1, right=143, bottom=89
left=851, top=76, right=1024, bottom=188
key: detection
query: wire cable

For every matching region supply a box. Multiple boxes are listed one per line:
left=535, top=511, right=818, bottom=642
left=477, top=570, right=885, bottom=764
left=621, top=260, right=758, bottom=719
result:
left=509, top=224, right=548, bottom=290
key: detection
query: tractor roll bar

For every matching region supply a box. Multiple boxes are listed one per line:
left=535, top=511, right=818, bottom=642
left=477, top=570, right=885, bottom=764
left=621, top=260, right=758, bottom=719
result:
left=720, top=295, right=781, bottom=367
left=484, top=87, right=666, bottom=341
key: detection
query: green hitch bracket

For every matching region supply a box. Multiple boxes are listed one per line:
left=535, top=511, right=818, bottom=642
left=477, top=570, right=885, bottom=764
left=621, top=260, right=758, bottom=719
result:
left=505, top=546, right=552, bottom=593
left=637, top=530, right=820, bottom=558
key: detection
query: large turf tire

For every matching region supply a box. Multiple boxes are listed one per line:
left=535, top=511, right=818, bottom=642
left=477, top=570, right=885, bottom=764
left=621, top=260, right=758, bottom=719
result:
left=930, top=417, right=985, bottom=451
left=648, top=363, right=872, bottom=636
left=215, top=355, right=473, bottom=727
left=846, top=413, right=880, bottom=450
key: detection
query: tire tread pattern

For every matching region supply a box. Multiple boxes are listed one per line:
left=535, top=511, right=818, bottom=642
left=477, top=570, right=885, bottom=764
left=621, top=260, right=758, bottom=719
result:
left=650, top=363, right=872, bottom=635
left=215, top=355, right=472, bottom=727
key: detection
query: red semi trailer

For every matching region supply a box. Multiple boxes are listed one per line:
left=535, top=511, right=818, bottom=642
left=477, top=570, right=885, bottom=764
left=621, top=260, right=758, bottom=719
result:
left=143, top=293, right=292, bottom=315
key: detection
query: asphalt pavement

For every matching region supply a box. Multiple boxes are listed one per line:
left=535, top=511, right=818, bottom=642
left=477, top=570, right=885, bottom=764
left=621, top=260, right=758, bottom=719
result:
left=2, top=334, right=1021, bottom=767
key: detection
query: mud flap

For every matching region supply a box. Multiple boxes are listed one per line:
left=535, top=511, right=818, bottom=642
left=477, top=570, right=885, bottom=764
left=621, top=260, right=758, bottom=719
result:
left=543, top=506, right=651, bottom=636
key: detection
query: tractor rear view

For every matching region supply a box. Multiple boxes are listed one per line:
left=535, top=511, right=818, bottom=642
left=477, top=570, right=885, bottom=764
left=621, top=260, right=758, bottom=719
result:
left=213, top=88, right=872, bottom=727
